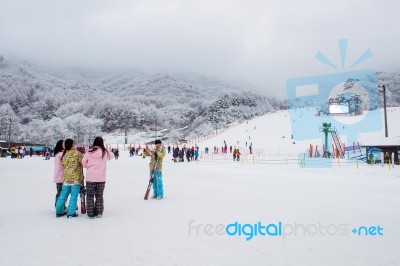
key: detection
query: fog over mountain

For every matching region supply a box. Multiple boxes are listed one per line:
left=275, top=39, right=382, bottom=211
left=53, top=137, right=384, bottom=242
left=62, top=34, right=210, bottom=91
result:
left=1, top=0, right=400, bottom=97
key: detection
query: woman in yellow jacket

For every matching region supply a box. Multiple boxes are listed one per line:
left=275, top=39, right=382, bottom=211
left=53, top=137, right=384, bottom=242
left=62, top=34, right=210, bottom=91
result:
left=55, top=139, right=84, bottom=218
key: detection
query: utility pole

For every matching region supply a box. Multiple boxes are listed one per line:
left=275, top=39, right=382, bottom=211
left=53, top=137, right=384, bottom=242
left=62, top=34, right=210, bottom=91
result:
left=125, top=127, right=128, bottom=145
left=154, top=117, right=157, bottom=141
left=122, top=112, right=128, bottom=145
left=8, top=118, right=11, bottom=148
left=378, top=85, right=388, bottom=137
left=0, top=119, right=4, bottom=141
left=88, top=128, right=92, bottom=147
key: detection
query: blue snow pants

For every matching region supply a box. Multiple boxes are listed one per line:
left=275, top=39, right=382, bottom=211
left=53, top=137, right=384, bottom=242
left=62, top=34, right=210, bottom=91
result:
left=55, top=184, right=81, bottom=215
left=151, top=171, right=164, bottom=197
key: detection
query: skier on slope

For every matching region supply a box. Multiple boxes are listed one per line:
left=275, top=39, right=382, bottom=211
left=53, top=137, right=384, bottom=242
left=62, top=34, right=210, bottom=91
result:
left=179, top=148, right=184, bottom=162
left=233, top=147, right=237, bottom=161
left=173, top=146, right=179, bottom=162
left=144, top=139, right=166, bottom=199
left=45, top=149, right=51, bottom=160
left=186, top=148, right=191, bottom=162
left=113, top=149, right=119, bottom=160
left=190, top=146, right=195, bottom=161
left=236, top=149, right=241, bottom=161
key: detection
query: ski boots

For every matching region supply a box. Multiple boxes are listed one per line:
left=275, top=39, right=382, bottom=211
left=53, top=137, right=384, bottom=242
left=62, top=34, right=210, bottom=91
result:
left=67, top=213, right=78, bottom=218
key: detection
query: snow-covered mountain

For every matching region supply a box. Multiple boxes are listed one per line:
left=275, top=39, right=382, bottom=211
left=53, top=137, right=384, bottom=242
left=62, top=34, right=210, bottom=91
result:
left=1, top=55, right=398, bottom=145
left=0, top=56, right=280, bottom=145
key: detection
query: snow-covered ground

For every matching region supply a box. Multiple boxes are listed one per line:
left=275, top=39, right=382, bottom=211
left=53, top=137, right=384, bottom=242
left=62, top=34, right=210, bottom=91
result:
left=1, top=109, right=400, bottom=266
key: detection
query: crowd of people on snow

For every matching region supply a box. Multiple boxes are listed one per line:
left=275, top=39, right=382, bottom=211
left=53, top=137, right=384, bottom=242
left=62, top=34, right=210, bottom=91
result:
left=7, top=146, right=55, bottom=159
left=9, top=146, right=26, bottom=159
left=161, top=139, right=252, bottom=163
left=170, top=145, right=199, bottom=162
left=129, top=146, right=141, bottom=157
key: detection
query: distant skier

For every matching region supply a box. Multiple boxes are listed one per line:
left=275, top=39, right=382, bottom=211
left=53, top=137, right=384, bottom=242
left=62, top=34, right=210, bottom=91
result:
left=136, top=145, right=140, bottom=156
left=190, top=147, right=195, bottom=161
left=19, top=147, right=24, bottom=159
left=179, top=148, right=184, bottom=162
left=113, top=149, right=119, bottom=160
left=186, top=148, right=191, bottom=162
left=233, top=147, right=237, bottom=161
left=194, top=147, right=199, bottom=161
left=173, top=146, right=179, bottom=162
left=45, top=149, right=51, bottom=160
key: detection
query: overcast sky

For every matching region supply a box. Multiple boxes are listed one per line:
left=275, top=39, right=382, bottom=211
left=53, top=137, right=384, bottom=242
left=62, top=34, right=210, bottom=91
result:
left=1, top=0, right=399, bottom=97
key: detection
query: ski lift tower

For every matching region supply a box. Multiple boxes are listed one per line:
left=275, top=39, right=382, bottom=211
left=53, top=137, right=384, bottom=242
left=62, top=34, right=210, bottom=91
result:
left=319, top=122, right=345, bottom=158
left=320, top=122, right=332, bottom=158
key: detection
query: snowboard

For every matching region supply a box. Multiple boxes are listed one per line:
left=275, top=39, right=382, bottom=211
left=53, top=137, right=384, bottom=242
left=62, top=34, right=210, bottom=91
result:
left=80, top=184, right=86, bottom=214
left=144, top=160, right=158, bottom=200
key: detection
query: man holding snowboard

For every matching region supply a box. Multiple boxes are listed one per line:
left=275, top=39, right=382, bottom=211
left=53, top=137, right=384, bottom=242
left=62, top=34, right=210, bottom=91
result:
left=144, top=139, right=166, bottom=199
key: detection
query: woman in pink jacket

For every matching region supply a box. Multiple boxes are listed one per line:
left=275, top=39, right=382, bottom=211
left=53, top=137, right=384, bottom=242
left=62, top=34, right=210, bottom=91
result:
left=82, top=136, right=113, bottom=219
left=53, top=140, right=65, bottom=207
